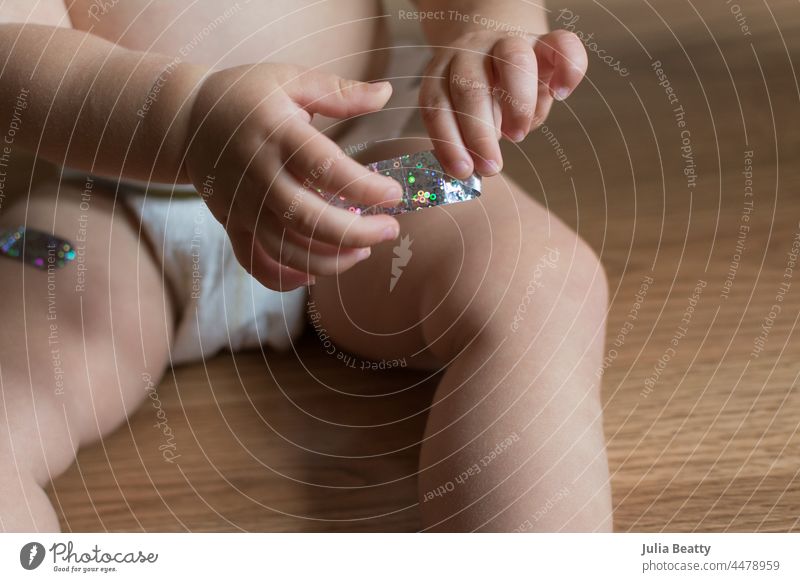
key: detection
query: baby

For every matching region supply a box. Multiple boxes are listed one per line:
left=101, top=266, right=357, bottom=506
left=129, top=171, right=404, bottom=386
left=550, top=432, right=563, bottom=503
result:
left=0, top=0, right=611, bottom=532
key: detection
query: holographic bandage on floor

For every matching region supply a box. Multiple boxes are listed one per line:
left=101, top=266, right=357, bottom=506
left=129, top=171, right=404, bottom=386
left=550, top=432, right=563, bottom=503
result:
left=0, top=226, right=76, bottom=270
left=329, top=149, right=482, bottom=216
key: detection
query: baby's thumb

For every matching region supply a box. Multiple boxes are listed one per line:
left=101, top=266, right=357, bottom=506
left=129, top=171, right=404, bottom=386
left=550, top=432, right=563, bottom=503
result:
left=290, top=71, right=393, bottom=119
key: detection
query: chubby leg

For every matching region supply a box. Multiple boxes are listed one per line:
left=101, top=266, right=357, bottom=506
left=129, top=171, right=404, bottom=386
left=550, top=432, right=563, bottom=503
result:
left=311, top=139, right=612, bottom=531
left=0, top=181, right=172, bottom=531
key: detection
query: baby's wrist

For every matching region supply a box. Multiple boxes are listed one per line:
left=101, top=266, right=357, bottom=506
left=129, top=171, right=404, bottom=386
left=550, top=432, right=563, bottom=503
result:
left=417, top=5, right=548, bottom=48
left=138, top=59, right=210, bottom=182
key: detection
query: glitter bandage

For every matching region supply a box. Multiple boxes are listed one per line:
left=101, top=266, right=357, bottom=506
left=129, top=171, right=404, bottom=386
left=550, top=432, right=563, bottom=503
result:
left=329, top=150, right=482, bottom=215
left=0, top=226, right=76, bottom=270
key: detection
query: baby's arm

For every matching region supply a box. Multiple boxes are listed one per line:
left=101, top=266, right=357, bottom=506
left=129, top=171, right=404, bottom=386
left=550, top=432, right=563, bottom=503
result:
left=0, top=20, right=205, bottom=181
left=414, top=0, right=549, bottom=42
left=0, top=6, right=401, bottom=290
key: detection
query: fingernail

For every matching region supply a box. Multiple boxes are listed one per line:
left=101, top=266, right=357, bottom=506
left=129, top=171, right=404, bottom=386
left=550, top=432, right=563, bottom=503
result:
left=383, top=225, right=399, bottom=240
left=384, top=185, right=403, bottom=204
left=510, top=130, right=526, bottom=143
left=451, top=159, right=471, bottom=178
left=357, top=247, right=372, bottom=261
left=554, top=87, right=571, bottom=101
left=485, top=159, right=501, bottom=175
left=368, top=80, right=391, bottom=92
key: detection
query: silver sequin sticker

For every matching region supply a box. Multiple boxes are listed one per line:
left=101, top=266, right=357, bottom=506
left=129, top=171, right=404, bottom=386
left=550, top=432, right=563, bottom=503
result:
left=329, top=150, right=482, bottom=215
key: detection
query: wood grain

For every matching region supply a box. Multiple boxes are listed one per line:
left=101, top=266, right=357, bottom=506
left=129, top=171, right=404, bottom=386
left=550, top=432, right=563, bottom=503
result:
left=49, top=0, right=800, bottom=531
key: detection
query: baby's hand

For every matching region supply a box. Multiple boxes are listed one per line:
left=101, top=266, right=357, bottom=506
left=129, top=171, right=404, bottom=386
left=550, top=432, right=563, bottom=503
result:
left=419, top=30, right=588, bottom=178
left=184, top=63, right=402, bottom=291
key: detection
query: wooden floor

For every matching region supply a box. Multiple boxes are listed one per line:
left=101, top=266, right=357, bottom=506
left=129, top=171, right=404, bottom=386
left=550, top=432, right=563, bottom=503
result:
left=49, top=0, right=800, bottom=531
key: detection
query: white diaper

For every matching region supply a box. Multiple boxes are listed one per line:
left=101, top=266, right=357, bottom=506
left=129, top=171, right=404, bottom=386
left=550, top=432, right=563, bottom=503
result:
left=125, top=191, right=308, bottom=365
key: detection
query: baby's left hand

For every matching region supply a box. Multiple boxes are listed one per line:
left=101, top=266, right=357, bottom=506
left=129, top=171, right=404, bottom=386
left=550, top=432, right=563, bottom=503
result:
left=419, top=30, right=588, bottom=179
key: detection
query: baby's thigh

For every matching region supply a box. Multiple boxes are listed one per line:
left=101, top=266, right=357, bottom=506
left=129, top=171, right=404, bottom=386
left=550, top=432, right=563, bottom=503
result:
left=310, top=138, right=606, bottom=366
left=0, top=180, right=173, bottom=444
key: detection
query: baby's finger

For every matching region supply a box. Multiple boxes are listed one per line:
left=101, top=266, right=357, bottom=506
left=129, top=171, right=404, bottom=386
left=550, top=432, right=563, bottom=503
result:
left=280, top=120, right=402, bottom=207
left=227, top=223, right=313, bottom=291
left=419, top=66, right=474, bottom=179
left=491, top=37, right=538, bottom=142
left=534, top=30, right=588, bottom=101
left=253, top=209, right=373, bottom=276
left=532, top=81, right=554, bottom=128
left=448, top=55, right=502, bottom=176
left=287, top=69, right=394, bottom=120
left=257, top=163, right=400, bottom=249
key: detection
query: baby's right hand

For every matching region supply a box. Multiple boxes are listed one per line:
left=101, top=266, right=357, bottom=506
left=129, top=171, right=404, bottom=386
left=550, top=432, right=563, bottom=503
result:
left=183, top=63, right=402, bottom=290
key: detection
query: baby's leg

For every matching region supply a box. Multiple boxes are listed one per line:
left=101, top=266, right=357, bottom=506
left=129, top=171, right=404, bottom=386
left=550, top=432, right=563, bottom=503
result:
left=0, top=182, right=172, bottom=531
left=311, top=139, right=611, bottom=531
